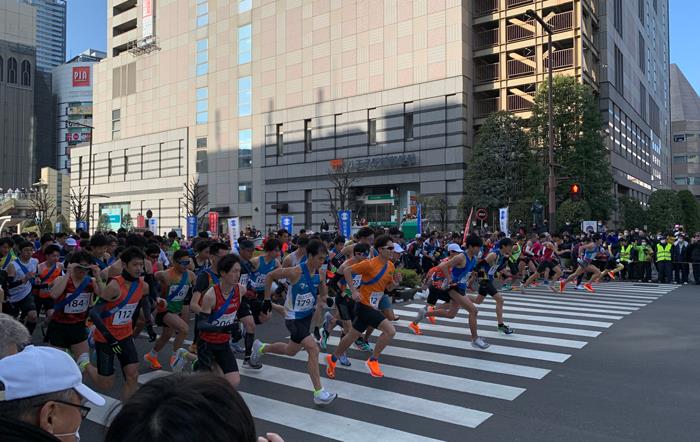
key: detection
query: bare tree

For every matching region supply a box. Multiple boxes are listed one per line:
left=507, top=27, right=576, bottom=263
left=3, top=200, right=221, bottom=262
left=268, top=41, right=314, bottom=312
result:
left=325, top=161, right=358, bottom=228
left=70, top=187, right=88, bottom=224
left=183, top=177, right=209, bottom=227
left=29, top=186, right=57, bottom=235
left=418, top=195, right=449, bottom=232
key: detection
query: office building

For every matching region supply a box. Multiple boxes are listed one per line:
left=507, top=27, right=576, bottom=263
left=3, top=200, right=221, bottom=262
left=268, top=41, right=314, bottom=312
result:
left=24, top=0, right=66, bottom=72
left=670, top=64, right=700, bottom=201
left=0, top=0, right=37, bottom=190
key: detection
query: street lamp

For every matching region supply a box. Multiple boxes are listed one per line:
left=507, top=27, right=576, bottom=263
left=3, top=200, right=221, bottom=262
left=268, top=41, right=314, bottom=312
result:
left=527, top=8, right=556, bottom=233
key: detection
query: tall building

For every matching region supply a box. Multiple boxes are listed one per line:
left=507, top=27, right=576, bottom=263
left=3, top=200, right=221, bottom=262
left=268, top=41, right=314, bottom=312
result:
left=670, top=64, right=700, bottom=201
left=24, top=0, right=66, bottom=72
left=0, top=0, right=37, bottom=190
left=52, top=49, right=106, bottom=173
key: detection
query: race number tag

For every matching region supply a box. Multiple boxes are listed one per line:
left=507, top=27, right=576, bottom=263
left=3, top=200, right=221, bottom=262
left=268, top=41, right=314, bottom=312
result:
left=167, top=285, right=187, bottom=301
left=213, top=311, right=237, bottom=327
left=63, top=292, right=91, bottom=314
left=369, top=291, right=383, bottom=309
left=293, top=292, right=315, bottom=311
left=112, top=303, right=137, bottom=325
left=254, top=274, right=266, bottom=290
left=240, top=274, right=250, bottom=287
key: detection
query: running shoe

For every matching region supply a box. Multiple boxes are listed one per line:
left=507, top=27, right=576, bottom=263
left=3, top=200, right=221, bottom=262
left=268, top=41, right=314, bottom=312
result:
left=414, top=307, right=427, bottom=324
left=325, top=354, right=337, bottom=379
left=559, top=280, right=566, bottom=293
left=338, top=354, right=351, bottom=366
left=320, top=329, right=329, bottom=351
left=575, top=284, right=585, bottom=290
left=144, top=352, right=162, bottom=370
left=427, top=305, right=436, bottom=324
left=250, top=339, right=264, bottom=367
left=583, top=283, right=595, bottom=293
left=502, top=283, right=512, bottom=292
left=498, top=324, right=514, bottom=335
left=353, top=338, right=372, bottom=352
left=608, top=271, right=616, bottom=280
left=230, top=341, right=246, bottom=354
left=471, top=337, right=490, bottom=349
left=520, top=285, right=528, bottom=294
left=313, top=389, right=338, bottom=406
left=365, top=358, right=384, bottom=378
left=188, top=342, right=198, bottom=355
left=243, top=358, right=262, bottom=370
left=171, top=348, right=190, bottom=372
left=542, top=280, right=549, bottom=286
left=548, top=283, right=558, bottom=293
left=408, top=322, right=423, bottom=335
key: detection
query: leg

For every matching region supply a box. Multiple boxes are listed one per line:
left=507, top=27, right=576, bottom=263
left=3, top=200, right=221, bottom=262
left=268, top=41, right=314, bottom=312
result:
left=448, top=290, right=479, bottom=339
left=122, top=363, right=139, bottom=400
left=300, top=335, right=322, bottom=390
left=372, top=319, right=396, bottom=359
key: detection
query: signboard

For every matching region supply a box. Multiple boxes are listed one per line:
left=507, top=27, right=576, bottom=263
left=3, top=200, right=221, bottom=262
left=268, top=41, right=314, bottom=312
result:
left=347, top=154, right=417, bottom=172
left=208, top=211, right=219, bottom=235
left=280, top=215, right=294, bottom=234
left=228, top=217, right=240, bottom=251
left=72, top=66, right=90, bottom=87
left=186, top=216, right=197, bottom=238
left=416, top=203, right=422, bottom=235
left=338, top=210, right=352, bottom=238
left=581, top=220, right=597, bottom=233
left=136, top=214, right=146, bottom=229
left=67, top=102, right=93, bottom=116
left=142, top=0, right=154, bottom=39
left=107, top=214, right=121, bottom=225
left=148, top=217, right=158, bottom=234
left=66, top=128, right=91, bottom=145
left=476, top=208, right=488, bottom=222
left=499, top=207, right=509, bottom=236
left=76, top=220, right=87, bottom=231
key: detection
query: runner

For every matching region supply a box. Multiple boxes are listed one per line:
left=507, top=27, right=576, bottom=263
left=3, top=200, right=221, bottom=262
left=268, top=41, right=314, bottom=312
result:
left=469, top=237, right=515, bottom=335
left=560, top=234, right=603, bottom=293
left=282, top=235, right=308, bottom=267
left=144, top=249, right=196, bottom=371
left=236, top=239, right=270, bottom=369
left=6, top=240, right=39, bottom=335
left=253, top=239, right=338, bottom=405
left=33, top=244, right=64, bottom=325
left=521, top=236, right=562, bottom=293
left=195, top=254, right=247, bottom=388
left=326, top=234, right=401, bottom=379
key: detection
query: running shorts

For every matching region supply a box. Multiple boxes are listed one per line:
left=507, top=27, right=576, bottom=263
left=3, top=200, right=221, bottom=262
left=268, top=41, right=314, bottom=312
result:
left=195, top=340, right=238, bottom=374
left=478, top=280, right=498, bottom=297
left=378, top=293, right=392, bottom=311
left=46, top=321, right=88, bottom=349
left=8, top=294, right=36, bottom=320
left=34, top=294, right=54, bottom=313
left=428, top=286, right=452, bottom=304
left=285, top=314, right=313, bottom=344
left=95, top=337, right=138, bottom=377
left=537, top=260, right=557, bottom=273
left=352, top=302, right=386, bottom=333
left=335, top=294, right=355, bottom=321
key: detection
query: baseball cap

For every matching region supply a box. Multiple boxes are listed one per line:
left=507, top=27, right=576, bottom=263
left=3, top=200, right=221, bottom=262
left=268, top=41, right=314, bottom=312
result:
left=393, top=243, right=405, bottom=254
left=65, top=238, right=77, bottom=247
left=0, top=345, right=105, bottom=406
left=415, top=234, right=421, bottom=239
left=447, top=243, right=463, bottom=253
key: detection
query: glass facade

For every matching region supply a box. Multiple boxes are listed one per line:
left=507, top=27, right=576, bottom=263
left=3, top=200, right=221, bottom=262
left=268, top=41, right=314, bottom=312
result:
left=238, top=129, right=252, bottom=168
left=238, top=76, right=252, bottom=116
left=238, top=24, right=252, bottom=64
left=196, top=39, right=208, bottom=76
left=196, top=87, right=208, bottom=124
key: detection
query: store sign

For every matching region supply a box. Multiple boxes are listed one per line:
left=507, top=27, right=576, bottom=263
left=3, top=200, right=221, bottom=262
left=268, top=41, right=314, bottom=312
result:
left=65, top=128, right=91, bottom=145
left=347, top=154, right=417, bottom=172
left=67, top=102, right=93, bottom=116
left=143, top=0, right=154, bottom=39
left=72, top=66, right=90, bottom=87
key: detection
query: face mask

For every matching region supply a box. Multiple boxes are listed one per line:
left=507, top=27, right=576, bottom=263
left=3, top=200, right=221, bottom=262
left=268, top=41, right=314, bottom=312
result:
left=642, top=242, right=647, bottom=246
left=660, top=240, right=666, bottom=244
left=54, top=428, right=80, bottom=441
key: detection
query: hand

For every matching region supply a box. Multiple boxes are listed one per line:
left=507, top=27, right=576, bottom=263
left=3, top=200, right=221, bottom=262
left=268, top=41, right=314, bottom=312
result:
left=351, top=290, right=361, bottom=302
left=258, top=433, right=284, bottom=442
left=25, top=272, right=36, bottom=282
left=393, top=272, right=402, bottom=283
left=90, top=265, right=101, bottom=276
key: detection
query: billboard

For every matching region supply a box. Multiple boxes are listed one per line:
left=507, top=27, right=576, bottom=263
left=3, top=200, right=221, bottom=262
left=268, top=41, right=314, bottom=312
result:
left=143, top=0, right=154, bottom=39
left=67, top=102, right=92, bottom=116
left=72, top=66, right=90, bottom=87
left=65, top=128, right=91, bottom=145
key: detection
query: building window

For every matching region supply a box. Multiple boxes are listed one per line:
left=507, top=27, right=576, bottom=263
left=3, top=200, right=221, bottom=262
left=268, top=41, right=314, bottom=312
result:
left=196, top=38, right=208, bottom=76
left=238, top=129, right=252, bottom=168
left=304, top=119, right=312, bottom=152
left=638, top=0, right=645, bottom=24
left=638, top=33, right=645, bottom=73
left=196, top=87, right=208, bottom=124
left=107, top=156, right=113, bottom=177
left=196, top=150, right=208, bottom=173
left=20, top=60, right=31, bottom=87
left=613, top=0, right=622, bottom=35
left=238, top=76, right=252, bottom=116
left=238, top=182, right=252, bottom=203
left=673, top=134, right=686, bottom=142
left=276, top=123, right=284, bottom=155
left=304, top=189, right=312, bottom=229
left=239, top=0, right=252, bottom=12
left=368, top=117, right=377, bottom=145
left=0, top=56, right=3, bottom=81
left=404, top=112, right=414, bottom=140
left=197, top=137, right=207, bottom=149
left=112, top=109, right=121, bottom=139
left=7, top=57, right=17, bottom=84
left=614, top=45, right=624, bottom=96
left=196, top=0, right=208, bottom=27
left=238, top=24, right=252, bottom=64
left=673, top=155, right=687, bottom=164
left=674, top=176, right=688, bottom=186
left=124, top=154, right=128, bottom=176
left=640, top=82, right=647, bottom=121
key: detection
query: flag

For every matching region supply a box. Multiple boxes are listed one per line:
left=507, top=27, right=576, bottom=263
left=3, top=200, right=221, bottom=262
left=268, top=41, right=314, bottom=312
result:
left=462, top=207, right=474, bottom=245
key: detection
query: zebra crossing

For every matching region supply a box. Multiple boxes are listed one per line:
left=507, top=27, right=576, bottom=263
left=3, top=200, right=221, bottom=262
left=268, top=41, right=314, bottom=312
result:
left=85, top=282, right=678, bottom=441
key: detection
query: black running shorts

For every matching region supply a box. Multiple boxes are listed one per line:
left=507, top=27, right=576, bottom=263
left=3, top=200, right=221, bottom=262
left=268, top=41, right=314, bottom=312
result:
left=285, top=314, right=313, bottom=344
left=95, top=337, right=138, bottom=377
left=352, top=302, right=386, bottom=333
left=335, top=294, right=355, bottom=321
left=46, top=321, right=87, bottom=349
left=428, top=286, right=452, bottom=304
left=478, top=280, right=498, bottom=297
left=195, top=340, right=238, bottom=374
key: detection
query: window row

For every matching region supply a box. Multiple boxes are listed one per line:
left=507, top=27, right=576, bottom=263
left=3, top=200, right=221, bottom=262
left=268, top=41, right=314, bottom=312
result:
left=195, top=130, right=252, bottom=172
left=196, top=24, right=252, bottom=77
left=673, top=133, right=700, bottom=143
left=197, top=0, right=252, bottom=28
left=0, top=57, right=31, bottom=87
left=673, top=154, right=700, bottom=165
left=196, top=77, right=251, bottom=124
left=674, top=176, right=700, bottom=186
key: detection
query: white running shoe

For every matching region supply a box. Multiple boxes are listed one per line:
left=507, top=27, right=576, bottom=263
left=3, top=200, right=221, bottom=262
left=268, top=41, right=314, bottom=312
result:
left=313, top=389, right=338, bottom=406
left=471, top=337, right=490, bottom=349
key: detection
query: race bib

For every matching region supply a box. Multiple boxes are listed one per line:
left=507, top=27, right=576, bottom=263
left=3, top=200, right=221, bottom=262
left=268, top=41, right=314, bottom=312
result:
left=459, top=271, right=472, bottom=285
left=63, top=292, right=91, bottom=314
left=212, top=311, right=237, bottom=327
left=352, top=274, right=362, bottom=288
left=293, top=292, right=315, bottom=311
left=112, top=303, right=137, bottom=326
left=254, top=274, right=266, bottom=290
left=369, top=291, right=383, bottom=309
left=167, top=285, right=187, bottom=302
left=240, top=274, right=250, bottom=287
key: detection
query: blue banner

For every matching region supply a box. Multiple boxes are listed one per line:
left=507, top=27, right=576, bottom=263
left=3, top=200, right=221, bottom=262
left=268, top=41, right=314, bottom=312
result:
left=187, top=216, right=197, bottom=238
left=76, top=220, right=87, bottom=231
left=416, top=203, right=422, bottom=235
left=280, top=215, right=294, bottom=234
left=338, top=210, right=352, bottom=238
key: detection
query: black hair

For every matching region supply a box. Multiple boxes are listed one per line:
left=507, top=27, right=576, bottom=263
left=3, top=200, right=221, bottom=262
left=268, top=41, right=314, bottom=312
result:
left=277, top=228, right=289, bottom=237
left=195, top=240, right=211, bottom=253
left=143, top=230, right=154, bottom=238
left=16, top=240, right=33, bottom=251
left=465, top=234, right=483, bottom=248
left=333, top=235, right=346, bottom=245
left=40, top=233, right=54, bottom=245
left=120, top=247, right=146, bottom=264
left=0, top=238, right=14, bottom=248
left=497, top=231, right=507, bottom=239
left=264, top=238, right=281, bottom=252
left=388, top=227, right=401, bottom=236
left=145, top=244, right=161, bottom=257
left=374, top=234, right=392, bottom=249
left=592, top=234, right=602, bottom=241
left=79, top=231, right=90, bottom=240
left=79, top=239, right=89, bottom=249
left=55, top=232, right=67, bottom=239
left=197, top=231, right=209, bottom=239
left=306, top=239, right=327, bottom=257
left=297, top=235, right=310, bottom=248
left=89, top=233, right=109, bottom=248
left=498, top=237, right=513, bottom=248
left=173, top=249, right=190, bottom=261
left=69, top=250, right=94, bottom=265
left=113, top=246, right=126, bottom=259
left=299, top=229, right=307, bottom=235
left=168, top=231, right=179, bottom=239
left=44, top=244, right=61, bottom=256
left=125, top=233, right=147, bottom=249
left=353, top=243, right=370, bottom=255
left=104, top=373, right=257, bottom=442
left=217, top=254, right=241, bottom=274
left=209, top=242, right=230, bottom=256
left=239, top=239, right=255, bottom=250
left=106, top=235, right=118, bottom=245
left=357, top=227, right=374, bottom=239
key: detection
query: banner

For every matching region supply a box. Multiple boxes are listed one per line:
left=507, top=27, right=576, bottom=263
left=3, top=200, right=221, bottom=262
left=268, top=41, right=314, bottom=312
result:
left=142, top=0, right=154, bottom=39
left=338, top=210, right=352, bottom=238
left=228, top=217, right=240, bottom=251
left=72, top=66, right=90, bottom=87
left=148, top=217, right=158, bottom=234
left=462, top=207, right=474, bottom=245
left=499, top=207, right=509, bottom=236
left=76, top=220, right=87, bottom=231
left=280, top=215, right=293, bottom=234
left=136, top=215, right=145, bottom=229
left=186, top=216, right=197, bottom=238
left=581, top=220, right=597, bottom=233
left=209, top=212, right=219, bottom=235
left=416, top=203, right=422, bottom=235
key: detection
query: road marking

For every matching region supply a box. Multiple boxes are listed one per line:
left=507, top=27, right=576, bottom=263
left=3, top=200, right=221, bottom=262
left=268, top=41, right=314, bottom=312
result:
left=394, top=320, right=588, bottom=349
left=241, top=364, right=493, bottom=429
left=502, top=293, right=648, bottom=308
left=556, top=291, right=662, bottom=300
left=439, top=303, right=624, bottom=320
left=479, top=299, right=635, bottom=315
left=86, top=394, right=121, bottom=427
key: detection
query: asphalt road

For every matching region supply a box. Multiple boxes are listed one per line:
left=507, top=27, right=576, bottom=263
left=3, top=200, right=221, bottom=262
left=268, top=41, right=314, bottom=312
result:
left=66, top=281, right=699, bottom=442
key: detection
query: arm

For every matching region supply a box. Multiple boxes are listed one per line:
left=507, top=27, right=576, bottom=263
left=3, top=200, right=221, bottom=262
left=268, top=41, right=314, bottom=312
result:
left=264, top=267, right=299, bottom=300
left=190, top=272, right=210, bottom=314
left=99, top=279, right=122, bottom=302
left=49, top=275, right=70, bottom=299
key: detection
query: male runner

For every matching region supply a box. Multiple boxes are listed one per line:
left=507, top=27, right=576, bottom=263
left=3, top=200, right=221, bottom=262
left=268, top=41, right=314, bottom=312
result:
left=522, top=236, right=562, bottom=293
left=33, top=244, right=64, bottom=324
left=560, top=234, right=603, bottom=293
left=470, top=237, right=515, bottom=335
left=282, top=235, right=309, bottom=267
left=254, top=239, right=337, bottom=405
left=6, top=240, right=39, bottom=334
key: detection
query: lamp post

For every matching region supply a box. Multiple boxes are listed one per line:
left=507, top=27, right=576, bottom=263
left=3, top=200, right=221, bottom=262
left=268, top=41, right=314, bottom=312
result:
left=527, top=9, right=556, bottom=233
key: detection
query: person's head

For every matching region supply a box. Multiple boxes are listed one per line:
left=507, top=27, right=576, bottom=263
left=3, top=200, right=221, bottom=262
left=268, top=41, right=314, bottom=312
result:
left=374, top=235, right=394, bottom=260
left=333, top=236, right=346, bottom=249
left=414, top=234, right=424, bottom=243
left=296, top=236, right=310, bottom=254
left=0, top=346, right=104, bottom=441
left=209, top=242, right=230, bottom=267
left=276, top=229, right=289, bottom=244
left=44, top=244, right=61, bottom=265
left=305, top=239, right=328, bottom=269
left=145, top=244, right=161, bottom=263
left=0, top=237, right=14, bottom=256
left=40, top=233, right=54, bottom=250
left=238, top=240, right=255, bottom=261
left=68, top=251, right=94, bottom=280
left=0, top=313, right=31, bottom=359
left=64, top=237, right=77, bottom=251
left=592, top=233, right=602, bottom=244
left=195, top=240, right=211, bottom=260
left=447, top=243, right=463, bottom=257
left=120, top=247, right=146, bottom=278
left=106, top=235, right=119, bottom=255
left=55, top=232, right=67, bottom=244
left=17, top=240, right=33, bottom=261
left=172, top=249, right=191, bottom=271
left=104, top=373, right=256, bottom=442
left=264, top=238, right=281, bottom=258
left=660, top=234, right=668, bottom=244
left=357, top=227, right=374, bottom=245
left=497, top=237, right=513, bottom=255
left=88, top=234, right=109, bottom=257
left=465, top=234, right=483, bottom=254
left=168, top=231, right=179, bottom=241
left=217, top=254, right=241, bottom=286
left=353, top=242, right=370, bottom=259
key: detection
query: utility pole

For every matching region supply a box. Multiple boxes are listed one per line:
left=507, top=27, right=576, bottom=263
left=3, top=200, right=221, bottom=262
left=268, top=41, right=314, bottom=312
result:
left=528, top=9, right=556, bottom=233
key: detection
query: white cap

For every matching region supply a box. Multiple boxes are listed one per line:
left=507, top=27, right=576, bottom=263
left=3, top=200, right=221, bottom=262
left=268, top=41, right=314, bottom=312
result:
left=447, top=243, right=463, bottom=253
left=65, top=238, right=77, bottom=247
left=393, top=243, right=405, bottom=253
left=0, top=345, right=105, bottom=406
left=415, top=234, right=421, bottom=239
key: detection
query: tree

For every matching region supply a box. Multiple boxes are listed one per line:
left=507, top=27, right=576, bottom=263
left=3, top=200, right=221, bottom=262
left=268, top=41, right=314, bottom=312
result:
left=556, top=199, right=592, bottom=226
left=70, top=187, right=88, bottom=225
left=647, top=189, right=682, bottom=233
left=418, top=195, right=449, bottom=232
left=97, top=213, right=111, bottom=232
left=618, top=197, right=648, bottom=230
left=28, top=185, right=56, bottom=235
left=121, top=213, right=134, bottom=231
left=183, top=178, right=209, bottom=228
left=677, top=190, right=700, bottom=233
left=530, top=76, right=614, bottom=220
left=463, top=111, right=541, bottom=213
left=325, top=161, right=358, bottom=229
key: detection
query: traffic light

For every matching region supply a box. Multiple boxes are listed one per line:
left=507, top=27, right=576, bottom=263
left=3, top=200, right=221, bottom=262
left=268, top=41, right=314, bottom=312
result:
left=570, top=183, right=581, bottom=201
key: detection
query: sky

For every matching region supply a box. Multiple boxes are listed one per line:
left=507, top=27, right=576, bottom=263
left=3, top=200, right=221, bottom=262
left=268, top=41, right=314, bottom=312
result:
left=65, top=0, right=700, bottom=93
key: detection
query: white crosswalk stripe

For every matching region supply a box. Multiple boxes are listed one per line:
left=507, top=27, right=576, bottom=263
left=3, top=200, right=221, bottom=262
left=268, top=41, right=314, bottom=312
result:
left=85, top=281, right=678, bottom=440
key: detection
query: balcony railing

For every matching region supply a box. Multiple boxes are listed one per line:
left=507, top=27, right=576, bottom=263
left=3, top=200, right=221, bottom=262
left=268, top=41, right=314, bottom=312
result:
left=507, top=0, right=533, bottom=9
left=549, top=10, right=574, bottom=32
left=507, top=55, right=536, bottom=78
left=475, top=97, right=500, bottom=118
left=475, top=62, right=500, bottom=83
left=543, top=48, right=574, bottom=70
left=474, top=0, right=498, bottom=17
left=507, top=93, right=535, bottom=112
left=474, top=28, right=499, bottom=49
left=507, top=19, right=535, bottom=42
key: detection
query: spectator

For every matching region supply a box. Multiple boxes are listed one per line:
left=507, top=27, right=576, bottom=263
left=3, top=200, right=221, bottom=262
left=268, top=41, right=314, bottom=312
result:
left=0, top=313, right=30, bottom=359
left=0, top=345, right=105, bottom=442
left=689, top=233, right=700, bottom=285
left=673, top=234, right=690, bottom=284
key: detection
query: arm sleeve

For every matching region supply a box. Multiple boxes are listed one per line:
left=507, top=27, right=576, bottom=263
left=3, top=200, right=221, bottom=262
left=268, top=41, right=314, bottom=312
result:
left=195, top=312, right=230, bottom=333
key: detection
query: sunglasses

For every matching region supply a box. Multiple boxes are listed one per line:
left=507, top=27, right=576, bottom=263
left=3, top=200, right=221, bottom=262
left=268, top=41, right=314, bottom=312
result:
left=177, top=260, right=191, bottom=266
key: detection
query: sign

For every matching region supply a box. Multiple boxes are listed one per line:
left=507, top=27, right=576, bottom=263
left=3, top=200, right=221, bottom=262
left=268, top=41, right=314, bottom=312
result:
left=476, top=208, right=488, bottom=222
left=136, top=214, right=145, bottom=229
left=280, top=215, right=294, bottom=234
left=581, top=220, right=597, bottom=233
left=65, top=128, right=91, bottom=145
left=338, top=210, right=352, bottom=238
left=72, top=66, right=90, bottom=87
left=330, top=159, right=343, bottom=170
left=416, top=203, right=422, bottom=235
left=148, top=217, right=158, bottom=234
left=55, top=222, right=62, bottom=233
left=347, top=153, right=417, bottom=172
left=208, top=212, right=219, bottom=235
left=186, top=216, right=197, bottom=238
left=462, top=207, right=474, bottom=244
left=499, top=207, right=509, bottom=236
left=67, top=102, right=92, bottom=116
left=142, top=0, right=154, bottom=39
left=76, top=220, right=87, bottom=231
left=227, top=217, right=240, bottom=251
left=107, top=214, right=121, bottom=224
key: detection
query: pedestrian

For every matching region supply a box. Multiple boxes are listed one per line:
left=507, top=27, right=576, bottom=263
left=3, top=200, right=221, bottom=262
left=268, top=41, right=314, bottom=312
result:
left=655, top=235, right=672, bottom=283
left=672, top=234, right=689, bottom=284
left=0, top=313, right=31, bottom=359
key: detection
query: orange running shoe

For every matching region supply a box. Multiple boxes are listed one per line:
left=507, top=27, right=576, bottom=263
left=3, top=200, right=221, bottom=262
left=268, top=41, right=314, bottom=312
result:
left=427, top=306, right=436, bottom=324
left=559, top=280, right=566, bottom=293
left=144, top=352, right=162, bottom=370
left=608, top=271, right=616, bottom=280
left=583, top=283, right=595, bottom=293
left=325, top=354, right=336, bottom=379
left=408, top=322, right=423, bottom=335
left=366, top=358, right=384, bottom=378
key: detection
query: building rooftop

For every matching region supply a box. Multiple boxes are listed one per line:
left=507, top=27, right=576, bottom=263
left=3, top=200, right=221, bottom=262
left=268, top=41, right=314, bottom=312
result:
left=670, top=63, right=700, bottom=122
left=66, top=48, right=106, bottom=63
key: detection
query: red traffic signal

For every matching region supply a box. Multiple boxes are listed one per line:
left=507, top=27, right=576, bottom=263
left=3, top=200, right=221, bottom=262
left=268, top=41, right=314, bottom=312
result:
left=570, top=183, right=581, bottom=201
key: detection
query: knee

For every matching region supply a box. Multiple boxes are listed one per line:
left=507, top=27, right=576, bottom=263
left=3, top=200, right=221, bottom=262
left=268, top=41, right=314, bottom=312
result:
left=385, top=325, right=396, bottom=338
left=286, top=345, right=300, bottom=357
left=306, top=346, right=319, bottom=358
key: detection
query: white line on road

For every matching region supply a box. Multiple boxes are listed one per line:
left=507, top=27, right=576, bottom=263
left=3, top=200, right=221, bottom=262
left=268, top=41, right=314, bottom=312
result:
left=501, top=293, right=647, bottom=308
left=479, top=299, right=635, bottom=315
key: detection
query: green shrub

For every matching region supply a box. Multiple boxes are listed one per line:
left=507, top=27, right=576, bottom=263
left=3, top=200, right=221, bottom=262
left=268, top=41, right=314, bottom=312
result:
left=398, top=268, right=420, bottom=288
